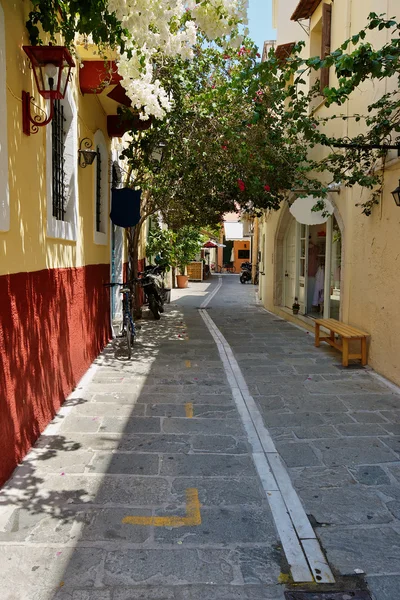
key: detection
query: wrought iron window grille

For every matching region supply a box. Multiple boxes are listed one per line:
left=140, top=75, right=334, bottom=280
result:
left=51, top=100, right=66, bottom=221
left=96, top=146, right=102, bottom=232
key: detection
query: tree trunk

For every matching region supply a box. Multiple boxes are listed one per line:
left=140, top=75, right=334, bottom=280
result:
left=171, top=266, right=176, bottom=289
left=127, top=218, right=145, bottom=319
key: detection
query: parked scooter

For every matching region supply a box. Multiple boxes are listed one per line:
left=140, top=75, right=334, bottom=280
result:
left=240, top=261, right=252, bottom=284
left=139, top=265, right=166, bottom=320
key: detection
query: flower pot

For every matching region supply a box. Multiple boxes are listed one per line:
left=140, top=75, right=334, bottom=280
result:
left=292, top=308, right=299, bottom=315
left=176, top=275, right=188, bottom=289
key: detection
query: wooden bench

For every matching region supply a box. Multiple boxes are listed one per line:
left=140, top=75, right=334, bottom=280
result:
left=314, top=318, right=369, bottom=367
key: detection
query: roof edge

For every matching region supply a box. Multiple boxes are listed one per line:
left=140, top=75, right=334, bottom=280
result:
left=291, top=0, right=321, bottom=21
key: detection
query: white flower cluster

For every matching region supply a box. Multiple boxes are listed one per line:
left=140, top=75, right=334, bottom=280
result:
left=106, top=0, right=248, bottom=119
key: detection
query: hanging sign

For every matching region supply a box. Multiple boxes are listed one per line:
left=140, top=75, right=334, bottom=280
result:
left=110, top=188, right=141, bottom=228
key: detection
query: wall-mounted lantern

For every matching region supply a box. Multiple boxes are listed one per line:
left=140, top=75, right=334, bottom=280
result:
left=78, top=138, right=97, bottom=168
left=391, top=180, right=400, bottom=207
left=22, top=45, right=75, bottom=136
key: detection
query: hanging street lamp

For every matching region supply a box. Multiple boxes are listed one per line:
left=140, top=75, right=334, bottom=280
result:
left=391, top=180, right=400, bottom=207
left=22, top=45, right=75, bottom=136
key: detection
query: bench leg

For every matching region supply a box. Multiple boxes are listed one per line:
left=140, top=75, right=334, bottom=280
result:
left=361, top=337, right=367, bottom=366
left=342, top=338, right=349, bottom=367
left=315, top=323, right=320, bottom=347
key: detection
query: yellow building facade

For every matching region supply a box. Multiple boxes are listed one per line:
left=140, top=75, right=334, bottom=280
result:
left=0, top=1, right=142, bottom=485
left=259, top=0, right=400, bottom=386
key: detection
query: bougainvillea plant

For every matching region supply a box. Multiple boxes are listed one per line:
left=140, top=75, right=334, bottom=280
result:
left=26, top=0, right=248, bottom=120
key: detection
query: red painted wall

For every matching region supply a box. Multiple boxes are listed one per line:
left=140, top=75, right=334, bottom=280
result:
left=0, top=264, right=111, bottom=486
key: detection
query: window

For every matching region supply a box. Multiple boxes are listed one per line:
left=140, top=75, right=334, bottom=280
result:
left=46, top=86, right=77, bottom=240
left=95, top=146, right=102, bottom=232
left=52, top=100, right=66, bottom=221
left=93, top=129, right=109, bottom=245
left=320, top=3, right=332, bottom=93
left=0, top=3, right=9, bottom=232
left=309, top=3, right=332, bottom=99
left=238, top=249, right=250, bottom=259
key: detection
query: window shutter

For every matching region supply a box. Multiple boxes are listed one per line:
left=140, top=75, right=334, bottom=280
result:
left=320, top=3, right=332, bottom=94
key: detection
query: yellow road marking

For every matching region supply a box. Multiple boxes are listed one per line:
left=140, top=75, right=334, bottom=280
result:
left=185, top=360, right=191, bottom=368
left=122, top=488, right=201, bottom=527
left=185, top=402, right=194, bottom=418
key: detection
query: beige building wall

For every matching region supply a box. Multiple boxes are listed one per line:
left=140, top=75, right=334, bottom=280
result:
left=259, top=0, right=400, bottom=386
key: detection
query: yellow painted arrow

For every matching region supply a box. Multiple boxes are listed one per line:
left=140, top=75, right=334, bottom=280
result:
left=122, top=488, right=201, bottom=527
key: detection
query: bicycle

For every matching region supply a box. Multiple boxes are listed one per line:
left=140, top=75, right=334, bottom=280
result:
left=104, top=282, right=136, bottom=359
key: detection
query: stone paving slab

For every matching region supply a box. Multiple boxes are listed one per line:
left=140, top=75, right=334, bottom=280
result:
left=99, top=416, right=161, bottom=434
left=311, top=438, right=398, bottom=466
left=87, top=452, right=159, bottom=475
left=159, top=454, right=256, bottom=477
left=154, top=506, right=276, bottom=545
left=73, top=403, right=146, bottom=417
left=367, top=576, right=400, bottom=600
left=162, top=418, right=246, bottom=437
left=170, top=477, right=266, bottom=507
left=0, top=546, right=105, bottom=599
left=298, top=485, right=393, bottom=525
left=103, top=548, right=241, bottom=585
left=145, top=404, right=239, bottom=418
left=317, top=525, right=400, bottom=574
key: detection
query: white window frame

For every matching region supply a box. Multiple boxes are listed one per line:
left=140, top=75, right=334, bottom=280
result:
left=0, top=3, right=9, bottom=232
left=46, top=85, right=77, bottom=241
left=93, top=129, right=109, bottom=245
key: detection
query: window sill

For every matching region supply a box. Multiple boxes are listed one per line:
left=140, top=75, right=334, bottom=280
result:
left=47, top=218, right=77, bottom=242
left=94, top=231, right=108, bottom=246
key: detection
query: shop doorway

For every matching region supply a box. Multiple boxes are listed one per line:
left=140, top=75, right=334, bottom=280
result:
left=284, top=219, right=297, bottom=308
left=306, top=222, right=327, bottom=318
left=283, top=215, right=342, bottom=319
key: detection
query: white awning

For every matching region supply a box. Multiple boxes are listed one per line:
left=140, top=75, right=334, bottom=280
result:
left=224, top=222, right=244, bottom=240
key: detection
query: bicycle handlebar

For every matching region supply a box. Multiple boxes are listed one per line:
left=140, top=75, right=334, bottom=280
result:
left=103, top=279, right=140, bottom=288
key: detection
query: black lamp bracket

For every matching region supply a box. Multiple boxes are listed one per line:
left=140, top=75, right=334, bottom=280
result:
left=78, top=138, right=97, bottom=168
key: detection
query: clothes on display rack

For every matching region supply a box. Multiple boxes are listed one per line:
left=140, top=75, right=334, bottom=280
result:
left=312, top=265, right=325, bottom=306
left=308, top=242, right=319, bottom=277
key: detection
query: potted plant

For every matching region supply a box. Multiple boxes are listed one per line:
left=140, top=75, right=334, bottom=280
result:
left=172, top=226, right=203, bottom=289
left=146, top=224, right=202, bottom=289
left=292, top=297, right=300, bottom=315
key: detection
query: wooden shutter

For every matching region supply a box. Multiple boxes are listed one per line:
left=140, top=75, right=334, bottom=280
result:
left=320, top=3, right=332, bottom=94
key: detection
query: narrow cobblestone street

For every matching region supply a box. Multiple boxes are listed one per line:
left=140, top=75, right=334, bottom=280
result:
left=1, top=276, right=400, bottom=599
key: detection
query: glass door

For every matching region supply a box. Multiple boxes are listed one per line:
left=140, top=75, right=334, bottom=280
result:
left=284, top=219, right=297, bottom=308
left=328, top=217, right=341, bottom=319
left=298, top=224, right=308, bottom=313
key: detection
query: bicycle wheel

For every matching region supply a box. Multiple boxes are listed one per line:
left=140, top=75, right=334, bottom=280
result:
left=230, top=265, right=236, bottom=273
left=125, top=316, right=133, bottom=359
left=216, top=265, right=222, bottom=274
